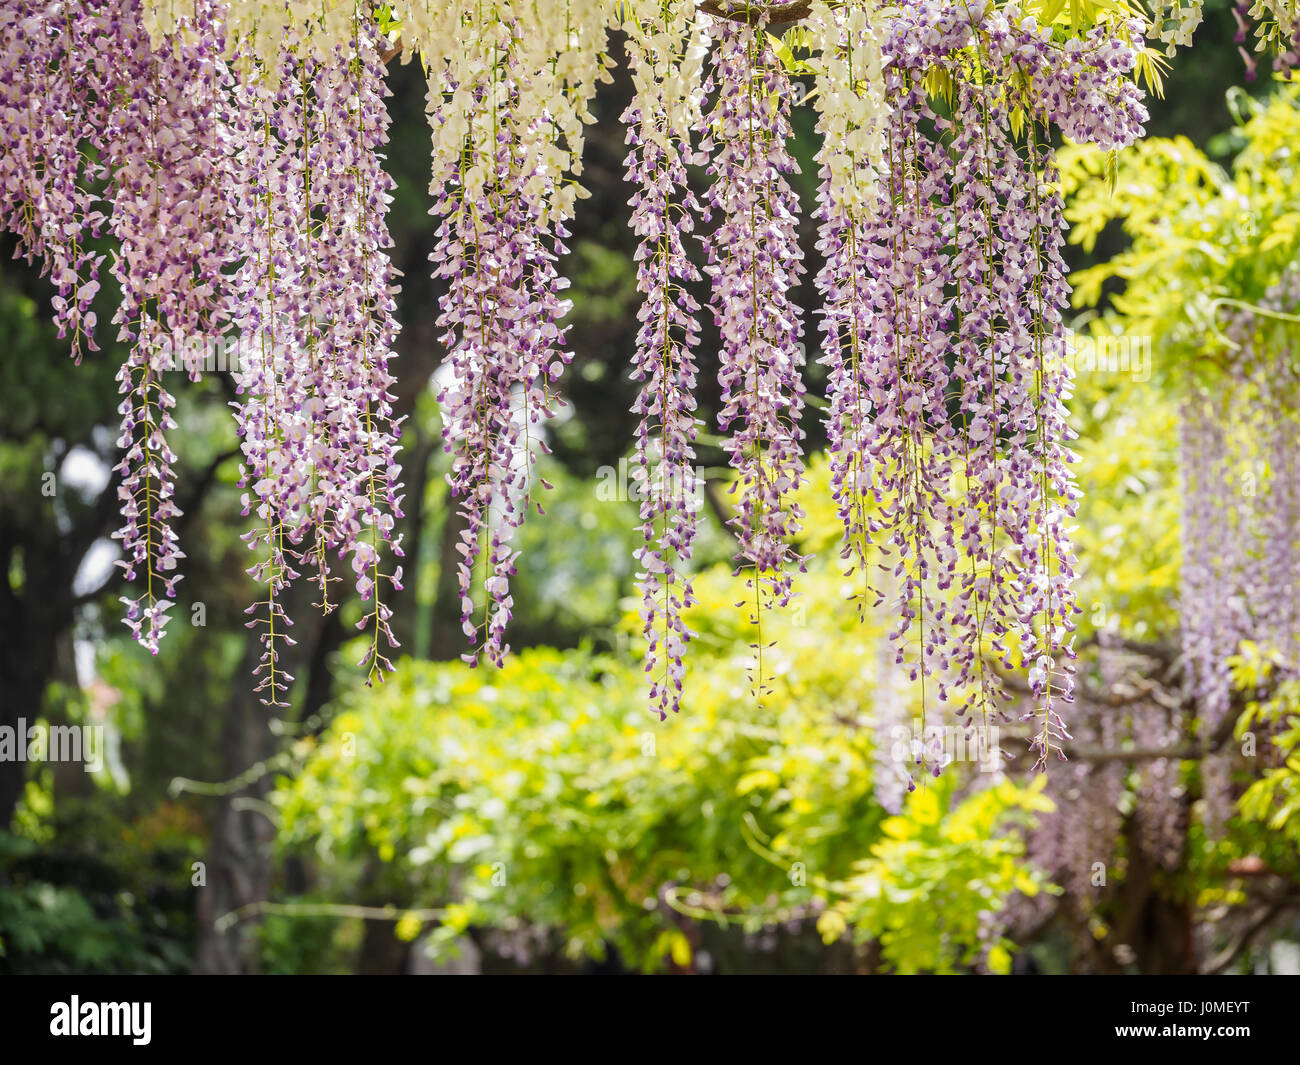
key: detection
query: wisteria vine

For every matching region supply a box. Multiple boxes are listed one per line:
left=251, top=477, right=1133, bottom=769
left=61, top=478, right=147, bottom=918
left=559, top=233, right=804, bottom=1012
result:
left=0, top=1, right=1161, bottom=751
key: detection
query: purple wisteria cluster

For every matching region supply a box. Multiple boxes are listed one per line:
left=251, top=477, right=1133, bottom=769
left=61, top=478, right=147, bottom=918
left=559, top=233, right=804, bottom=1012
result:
left=1180, top=266, right=1300, bottom=830
left=703, top=16, right=808, bottom=698
left=810, top=0, right=886, bottom=624
left=428, top=18, right=574, bottom=669
left=0, top=0, right=110, bottom=363
left=1, top=3, right=404, bottom=701
left=227, top=20, right=405, bottom=702
left=622, top=2, right=709, bottom=719
left=1179, top=396, right=1249, bottom=831
left=0, top=1, right=232, bottom=652
left=107, top=2, right=228, bottom=653
left=816, top=2, right=1146, bottom=772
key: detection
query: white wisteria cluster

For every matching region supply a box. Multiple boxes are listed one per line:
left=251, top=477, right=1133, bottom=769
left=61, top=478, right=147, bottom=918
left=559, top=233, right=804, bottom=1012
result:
left=807, top=0, right=888, bottom=224
left=1151, top=0, right=1203, bottom=57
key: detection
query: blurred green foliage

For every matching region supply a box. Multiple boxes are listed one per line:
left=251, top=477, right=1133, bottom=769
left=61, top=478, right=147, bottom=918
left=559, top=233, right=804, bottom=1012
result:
left=0, top=800, right=200, bottom=974
left=273, top=461, right=1053, bottom=973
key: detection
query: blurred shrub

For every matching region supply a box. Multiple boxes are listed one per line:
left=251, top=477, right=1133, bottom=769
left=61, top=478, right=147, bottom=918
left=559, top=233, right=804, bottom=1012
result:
left=276, top=462, right=1051, bottom=972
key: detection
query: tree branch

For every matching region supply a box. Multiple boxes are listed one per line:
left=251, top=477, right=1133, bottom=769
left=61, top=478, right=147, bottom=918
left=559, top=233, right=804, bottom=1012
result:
left=215, top=900, right=447, bottom=934
left=697, top=1, right=817, bottom=24
left=1202, top=898, right=1298, bottom=974
left=176, top=446, right=242, bottom=539
left=1079, top=632, right=1181, bottom=669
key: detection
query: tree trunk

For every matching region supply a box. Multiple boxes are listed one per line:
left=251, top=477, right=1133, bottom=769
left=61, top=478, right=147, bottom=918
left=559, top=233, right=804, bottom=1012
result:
left=193, top=643, right=279, bottom=974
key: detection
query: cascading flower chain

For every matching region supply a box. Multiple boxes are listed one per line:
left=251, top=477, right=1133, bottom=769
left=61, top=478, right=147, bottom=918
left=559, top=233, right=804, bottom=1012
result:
left=704, top=12, right=809, bottom=701
left=0, top=0, right=1157, bottom=756
left=623, top=0, right=711, bottom=719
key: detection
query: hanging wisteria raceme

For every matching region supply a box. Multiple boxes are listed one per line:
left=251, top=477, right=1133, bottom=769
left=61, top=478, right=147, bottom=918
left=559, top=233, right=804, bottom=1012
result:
left=1152, top=0, right=1204, bottom=57
left=106, top=1, right=230, bottom=653
left=809, top=0, right=888, bottom=614
left=1017, top=125, right=1080, bottom=768
left=827, top=3, right=1147, bottom=770
left=1228, top=266, right=1300, bottom=666
left=227, top=13, right=404, bottom=701
left=0, top=1, right=110, bottom=364
left=840, top=8, right=1001, bottom=755
left=1178, top=394, right=1248, bottom=834
left=868, top=565, right=952, bottom=807
left=427, top=10, right=515, bottom=670
left=429, top=8, right=577, bottom=668
left=404, top=0, right=611, bottom=231
left=942, top=59, right=1083, bottom=745
left=226, top=36, right=306, bottom=706
left=1229, top=0, right=1300, bottom=80
left=704, top=14, right=808, bottom=698
left=1236, top=361, right=1300, bottom=673
left=994, top=14, right=1145, bottom=765
left=1177, top=265, right=1300, bottom=831
left=1256, top=360, right=1300, bottom=662
left=857, top=70, right=958, bottom=729
left=314, top=18, right=406, bottom=683
left=870, top=620, right=919, bottom=813
left=622, top=0, right=710, bottom=719
left=946, top=75, right=1018, bottom=730
left=489, top=3, right=602, bottom=542
left=807, top=0, right=888, bottom=224
left=512, top=0, right=612, bottom=231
